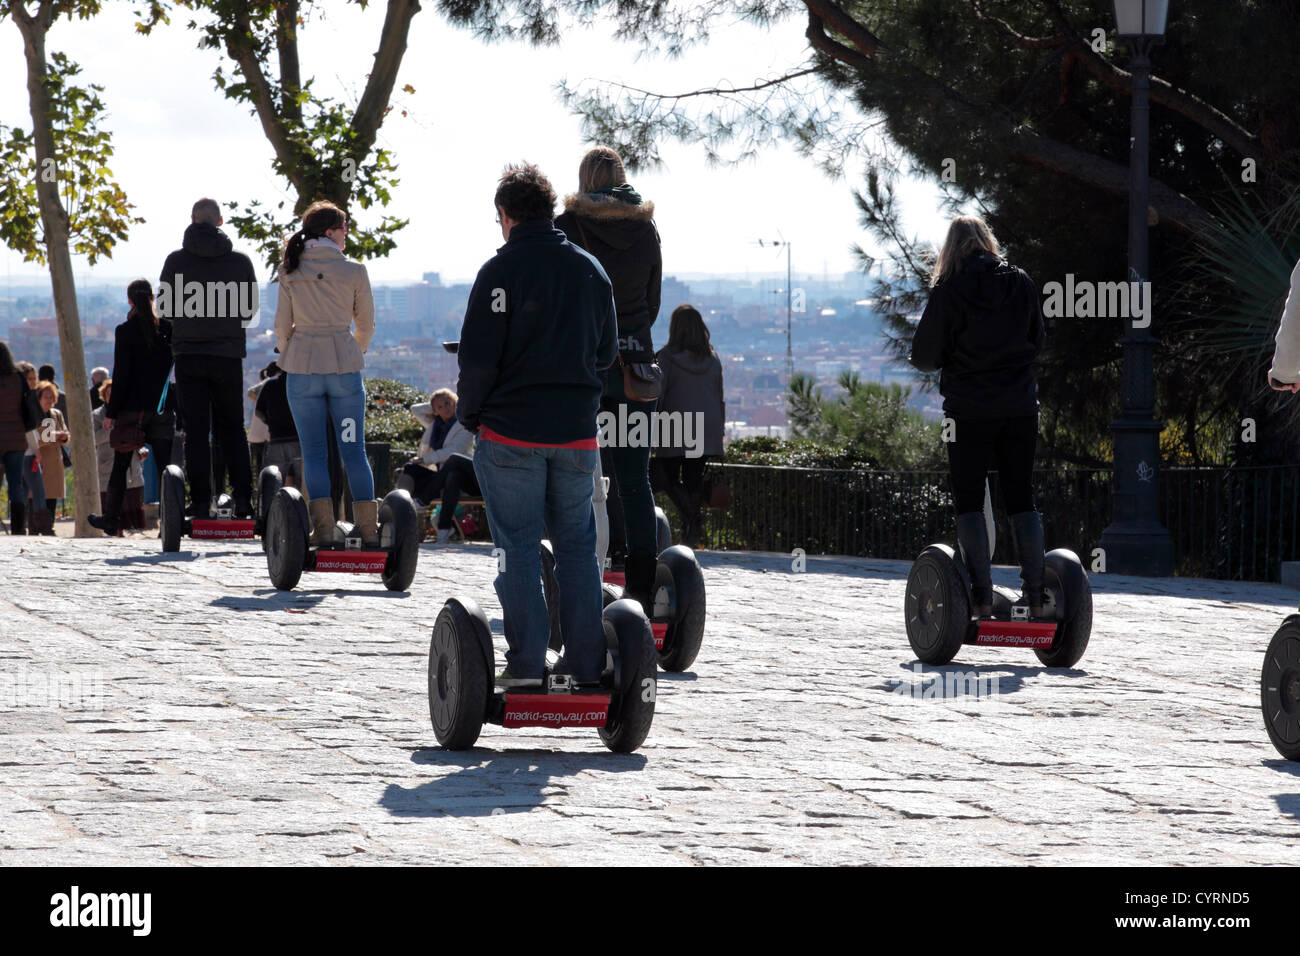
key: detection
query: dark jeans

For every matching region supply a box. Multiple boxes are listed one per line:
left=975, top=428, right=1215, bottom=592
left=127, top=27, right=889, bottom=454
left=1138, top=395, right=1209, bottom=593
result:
left=402, top=456, right=480, bottom=529
left=175, top=355, right=251, bottom=508
left=106, top=409, right=174, bottom=523
left=946, top=414, right=1038, bottom=514
left=600, top=368, right=657, bottom=562
left=474, top=439, right=603, bottom=681
left=3, top=449, right=24, bottom=524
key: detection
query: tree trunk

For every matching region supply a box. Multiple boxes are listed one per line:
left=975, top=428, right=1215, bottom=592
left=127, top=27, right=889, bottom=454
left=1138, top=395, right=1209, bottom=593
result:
left=14, top=6, right=101, bottom=536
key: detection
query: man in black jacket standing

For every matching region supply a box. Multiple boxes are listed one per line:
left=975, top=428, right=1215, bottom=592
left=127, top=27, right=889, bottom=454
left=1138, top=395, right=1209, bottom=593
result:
left=159, top=198, right=258, bottom=517
left=458, top=163, right=618, bottom=687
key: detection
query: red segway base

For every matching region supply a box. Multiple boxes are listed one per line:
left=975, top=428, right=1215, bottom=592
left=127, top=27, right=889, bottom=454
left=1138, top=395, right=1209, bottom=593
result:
left=502, top=693, right=610, bottom=728
left=190, top=519, right=256, bottom=539
left=975, top=619, right=1057, bottom=648
left=310, top=550, right=388, bottom=573
left=603, top=570, right=626, bottom=587
left=651, top=621, right=667, bottom=649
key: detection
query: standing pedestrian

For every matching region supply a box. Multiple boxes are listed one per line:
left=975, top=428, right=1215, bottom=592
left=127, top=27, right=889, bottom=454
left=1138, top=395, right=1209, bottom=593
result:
left=160, top=197, right=257, bottom=518
left=0, top=342, right=42, bottom=534
left=653, top=304, right=725, bottom=547
left=909, top=215, right=1046, bottom=617
left=458, top=163, right=618, bottom=686
left=273, top=200, right=378, bottom=546
left=555, top=146, right=662, bottom=613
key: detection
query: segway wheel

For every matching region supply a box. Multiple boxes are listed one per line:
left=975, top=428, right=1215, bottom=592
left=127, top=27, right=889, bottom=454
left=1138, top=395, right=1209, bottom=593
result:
left=541, top=540, right=564, bottom=653
left=1261, top=615, right=1300, bottom=761
left=257, top=465, right=283, bottom=548
left=379, top=490, right=419, bottom=592
left=654, top=506, right=672, bottom=555
left=655, top=545, right=706, bottom=672
left=265, top=487, right=308, bottom=591
left=429, top=599, right=492, bottom=750
left=1035, top=549, right=1093, bottom=668
left=904, top=545, right=969, bottom=665
left=599, top=598, right=657, bottom=754
left=160, top=464, right=185, bottom=553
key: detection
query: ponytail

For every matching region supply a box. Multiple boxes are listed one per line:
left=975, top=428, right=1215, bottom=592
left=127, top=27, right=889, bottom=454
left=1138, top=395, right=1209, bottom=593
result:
left=126, top=278, right=159, bottom=347
left=280, top=200, right=348, bottom=276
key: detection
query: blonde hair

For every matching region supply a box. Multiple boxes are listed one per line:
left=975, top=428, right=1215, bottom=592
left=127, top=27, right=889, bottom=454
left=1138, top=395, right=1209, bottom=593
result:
left=99, top=378, right=112, bottom=401
left=35, top=381, right=59, bottom=401
left=578, top=146, right=627, bottom=194
left=931, top=215, right=1001, bottom=287
left=431, top=387, right=458, bottom=406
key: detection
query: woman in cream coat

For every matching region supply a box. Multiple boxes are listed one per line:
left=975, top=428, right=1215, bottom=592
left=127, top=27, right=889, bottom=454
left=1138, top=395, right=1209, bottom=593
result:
left=273, top=200, right=378, bottom=546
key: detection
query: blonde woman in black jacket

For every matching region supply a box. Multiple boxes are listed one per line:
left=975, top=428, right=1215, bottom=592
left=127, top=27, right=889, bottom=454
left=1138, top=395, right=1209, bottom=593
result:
left=910, top=216, right=1046, bottom=617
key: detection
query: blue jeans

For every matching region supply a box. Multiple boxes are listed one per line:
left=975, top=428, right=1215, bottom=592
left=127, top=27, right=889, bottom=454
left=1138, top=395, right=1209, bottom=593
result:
left=474, top=439, right=604, bottom=681
left=286, top=372, right=374, bottom=501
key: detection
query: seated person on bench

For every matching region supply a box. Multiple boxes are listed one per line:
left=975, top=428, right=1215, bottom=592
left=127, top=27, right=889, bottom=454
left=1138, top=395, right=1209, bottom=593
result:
left=396, top=387, right=478, bottom=544
left=254, top=361, right=302, bottom=489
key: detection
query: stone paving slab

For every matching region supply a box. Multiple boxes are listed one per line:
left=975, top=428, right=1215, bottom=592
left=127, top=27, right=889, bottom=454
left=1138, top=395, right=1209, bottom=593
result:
left=1, top=535, right=1298, bottom=865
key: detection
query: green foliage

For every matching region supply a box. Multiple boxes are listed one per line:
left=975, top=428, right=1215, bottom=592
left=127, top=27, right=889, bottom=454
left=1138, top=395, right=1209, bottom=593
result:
left=0, top=52, right=142, bottom=265
left=135, top=0, right=413, bottom=272
left=364, top=377, right=426, bottom=446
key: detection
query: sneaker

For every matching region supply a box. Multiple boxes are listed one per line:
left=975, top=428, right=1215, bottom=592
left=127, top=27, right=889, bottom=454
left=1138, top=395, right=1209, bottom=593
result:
left=495, top=668, right=542, bottom=690
left=434, top=527, right=452, bottom=545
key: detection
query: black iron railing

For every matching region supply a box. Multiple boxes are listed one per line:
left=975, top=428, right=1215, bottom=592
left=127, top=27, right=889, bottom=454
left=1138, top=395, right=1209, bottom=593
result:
left=688, top=463, right=1300, bottom=583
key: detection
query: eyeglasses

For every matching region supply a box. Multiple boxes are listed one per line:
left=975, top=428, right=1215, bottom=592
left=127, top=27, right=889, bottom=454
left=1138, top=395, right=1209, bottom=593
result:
left=494, top=215, right=502, bottom=225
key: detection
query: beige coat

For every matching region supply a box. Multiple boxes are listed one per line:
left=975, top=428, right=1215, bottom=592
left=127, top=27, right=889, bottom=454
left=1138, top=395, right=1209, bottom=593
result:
left=37, top=407, right=68, bottom=500
left=274, top=243, right=375, bottom=374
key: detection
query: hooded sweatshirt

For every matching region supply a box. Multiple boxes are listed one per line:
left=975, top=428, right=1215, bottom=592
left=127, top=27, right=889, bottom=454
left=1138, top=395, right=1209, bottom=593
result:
left=909, top=249, right=1044, bottom=419
left=555, top=192, right=661, bottom=361
left=159, top=222, right=258, bottom=359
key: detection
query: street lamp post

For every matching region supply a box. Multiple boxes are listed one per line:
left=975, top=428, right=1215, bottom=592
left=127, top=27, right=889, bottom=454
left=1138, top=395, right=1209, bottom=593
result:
left=1098, top=0, right=1174, bottom=575
left=758, top=239, right=793, bottom=380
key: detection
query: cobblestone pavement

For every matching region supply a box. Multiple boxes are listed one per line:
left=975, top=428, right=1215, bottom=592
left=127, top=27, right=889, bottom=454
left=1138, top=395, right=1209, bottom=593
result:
left=1, top=534, right=1297, bottom=865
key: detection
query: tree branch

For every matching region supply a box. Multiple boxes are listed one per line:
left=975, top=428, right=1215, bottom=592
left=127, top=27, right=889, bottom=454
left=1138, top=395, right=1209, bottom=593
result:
left=969, top=0, right=1063, bottom=49
left=223, top=4, right=303, bottom=192
left=276, top=0, right=301, bottom=123
left=350, top=0, right=420, bottom=163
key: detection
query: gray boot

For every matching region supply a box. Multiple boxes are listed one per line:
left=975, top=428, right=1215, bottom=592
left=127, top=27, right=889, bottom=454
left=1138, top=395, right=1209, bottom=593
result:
left=955, top=511, right=993, bottom=616
left=1011, top=511, right=1046, bottom=617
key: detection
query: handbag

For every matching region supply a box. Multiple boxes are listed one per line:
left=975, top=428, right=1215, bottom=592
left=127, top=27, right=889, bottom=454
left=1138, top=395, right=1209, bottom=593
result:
left=109, top=411, right=146, bottom=453
left=704, top=469, right=731, bottom=510
left=617, top=352, right=663, bottom=403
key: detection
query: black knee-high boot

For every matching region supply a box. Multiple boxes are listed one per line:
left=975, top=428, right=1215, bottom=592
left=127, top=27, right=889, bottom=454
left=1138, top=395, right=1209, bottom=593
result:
left=623, top=552, right=658, bottom=618
left=9, top=500, right=24, bottom=535
left=955, top=511, right=993, bottom=615
left=1011, top=510, right=1046, bottom=616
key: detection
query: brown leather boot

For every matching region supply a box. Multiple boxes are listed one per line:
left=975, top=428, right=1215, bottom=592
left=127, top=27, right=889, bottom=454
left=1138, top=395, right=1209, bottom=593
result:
left=352, top=499, right=380, bottom=549
left=308, top=497, right=339, bottom=548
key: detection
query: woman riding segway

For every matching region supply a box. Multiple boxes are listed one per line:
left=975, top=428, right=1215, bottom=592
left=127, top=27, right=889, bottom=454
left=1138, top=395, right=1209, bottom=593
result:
left=910, top=215, right=1046, bottom=618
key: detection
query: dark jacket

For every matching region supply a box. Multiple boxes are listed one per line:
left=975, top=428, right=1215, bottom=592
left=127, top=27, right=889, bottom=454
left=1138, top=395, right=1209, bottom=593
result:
left=456, top=220, right=618, bottom=444
left=655, top=347, right=725, bottom=457
left=106, top=316, right=174, bottom=419
left=909, top=250, right=1044, bottom=419
left=254, top=374, right=298, bottom=442
left=0, top=370, right=40, bottom=453
left=159, top=223, right=257, bottom=359
left=555, top=192, right=661, bottom=362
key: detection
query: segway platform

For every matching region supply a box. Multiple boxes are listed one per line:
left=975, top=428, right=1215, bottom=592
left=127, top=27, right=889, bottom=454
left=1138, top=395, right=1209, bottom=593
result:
left=429, top=597, right=656, bottom=752
left=159, top=463, right=284, bottom=552
left=265, top=486, right=421, bottom=591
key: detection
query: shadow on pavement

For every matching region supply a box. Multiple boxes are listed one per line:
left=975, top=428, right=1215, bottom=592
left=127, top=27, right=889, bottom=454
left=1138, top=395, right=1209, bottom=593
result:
left=1272, top=792, right=1300, bottom=820
left=212, top=591, right=327, bottom=611
left=104, top=551, right=204, bottom=565
left=380, top=749, right=648, bottom=817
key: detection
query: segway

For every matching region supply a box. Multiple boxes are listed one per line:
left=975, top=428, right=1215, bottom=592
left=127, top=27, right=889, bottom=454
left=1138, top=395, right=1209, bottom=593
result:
left=1262, top=616, right=1300, bottom=761
left=159, top=463, right=283, bottom=553
left=904, top=482, right=1093, bottom=667
left=263, top=486, right=420, bottom=592
left=427, top=596, right=656, bottom=753
left=545, top=464, right=706, bottom=672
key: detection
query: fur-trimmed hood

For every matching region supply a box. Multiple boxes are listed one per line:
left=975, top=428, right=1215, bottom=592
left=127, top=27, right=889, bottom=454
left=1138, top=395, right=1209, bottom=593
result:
left=562, top=192, right=655, bottom=221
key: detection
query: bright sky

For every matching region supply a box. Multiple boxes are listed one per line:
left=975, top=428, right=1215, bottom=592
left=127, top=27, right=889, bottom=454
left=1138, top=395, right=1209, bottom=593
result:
left=0, top=2, right=947, bottom=290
